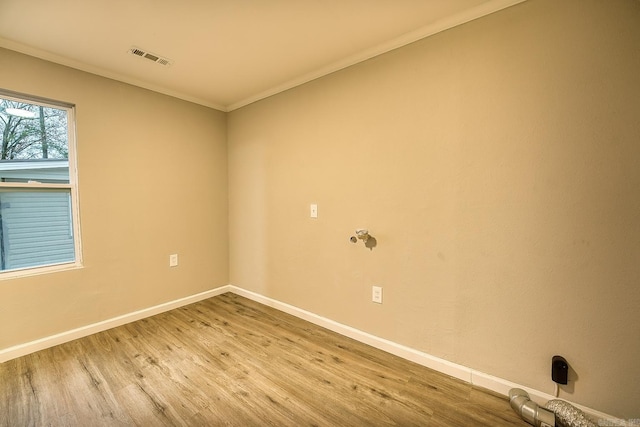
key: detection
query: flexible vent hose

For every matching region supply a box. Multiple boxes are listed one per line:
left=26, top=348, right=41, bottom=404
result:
left=545, top=400, right=597, bottom=427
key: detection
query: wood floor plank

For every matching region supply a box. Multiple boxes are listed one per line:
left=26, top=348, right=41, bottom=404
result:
left=0, top=292, right=529, bottom=426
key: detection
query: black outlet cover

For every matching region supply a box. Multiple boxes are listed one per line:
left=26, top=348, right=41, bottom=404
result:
left=552, top=355, right=568, bottom=385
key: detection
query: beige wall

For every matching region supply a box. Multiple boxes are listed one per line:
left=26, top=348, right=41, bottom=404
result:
left=229, top=0, right=640, bottom=418
left=2, top=0, right=639, bottom=419
left=0, top=48, right=229, bottom=348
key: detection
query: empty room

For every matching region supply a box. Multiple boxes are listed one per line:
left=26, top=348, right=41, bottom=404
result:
left=0, top=0, right=638, bottom=425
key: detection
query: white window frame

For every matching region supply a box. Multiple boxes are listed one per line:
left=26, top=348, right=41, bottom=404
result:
left=0, top=89, right=82, bottom=279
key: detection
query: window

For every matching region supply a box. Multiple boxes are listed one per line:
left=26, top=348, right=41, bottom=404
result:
left=0, top=89, right=81, bottom=275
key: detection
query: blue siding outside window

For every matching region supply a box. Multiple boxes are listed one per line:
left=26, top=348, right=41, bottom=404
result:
left=0, top=190, right=75, bottom=270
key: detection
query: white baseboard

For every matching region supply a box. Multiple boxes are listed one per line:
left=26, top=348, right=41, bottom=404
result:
left=1, top=283, right=621, bottom=424
left=229, top=285, right=620, bottom=424
left=229, top=285, right=473, bottom=381
left=0, top=285, right=231, bottom=363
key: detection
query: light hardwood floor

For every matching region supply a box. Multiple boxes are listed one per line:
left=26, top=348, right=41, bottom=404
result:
left=0, top=293, right=529, bottom=426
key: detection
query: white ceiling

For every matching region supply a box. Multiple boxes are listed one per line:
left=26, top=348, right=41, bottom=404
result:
left=0, top=0, right=524, bottom=111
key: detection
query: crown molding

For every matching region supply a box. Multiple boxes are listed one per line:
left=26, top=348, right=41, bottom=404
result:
left=0, top=37, right=228, bottom=112
left=227, top=0, right=527, bottom=111
left=1, top=0, right=526, bottom=113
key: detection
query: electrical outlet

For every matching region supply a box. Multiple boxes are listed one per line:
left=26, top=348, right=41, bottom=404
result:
left=169, top=254, right=178, bottom=267
left=372, top=286, right=383, bottom=304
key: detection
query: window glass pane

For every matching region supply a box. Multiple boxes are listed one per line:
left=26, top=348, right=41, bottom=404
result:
left=0, top=90, right=78, bottom=274
left=0, top=97, right=69, bottom=184
left=0, top=189, right=75, bottom=271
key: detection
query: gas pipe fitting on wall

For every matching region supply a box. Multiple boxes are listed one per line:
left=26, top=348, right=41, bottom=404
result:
left=350, top=229, right=377, bottom=250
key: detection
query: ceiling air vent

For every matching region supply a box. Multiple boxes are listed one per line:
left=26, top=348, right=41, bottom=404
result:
left=128, top=46, right=172, bottom=66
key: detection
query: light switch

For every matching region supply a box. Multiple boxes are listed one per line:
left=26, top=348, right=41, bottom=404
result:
left=310, top=204, right=318, bottom=218
left=169, top=254, right=178, bottom=267
left=372, top=286, right=383, bottom=304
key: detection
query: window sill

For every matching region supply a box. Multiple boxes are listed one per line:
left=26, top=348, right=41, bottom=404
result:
left=0, top=261, right=83, bottom=281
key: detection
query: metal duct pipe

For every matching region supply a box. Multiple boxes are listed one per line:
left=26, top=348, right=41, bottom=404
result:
left=509, top=388, right=556, bottom=427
